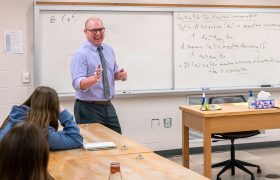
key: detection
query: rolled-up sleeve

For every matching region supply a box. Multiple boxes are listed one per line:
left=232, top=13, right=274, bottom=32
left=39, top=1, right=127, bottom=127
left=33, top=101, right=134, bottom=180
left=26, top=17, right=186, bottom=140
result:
left=71, top=52, right=88, bottom=91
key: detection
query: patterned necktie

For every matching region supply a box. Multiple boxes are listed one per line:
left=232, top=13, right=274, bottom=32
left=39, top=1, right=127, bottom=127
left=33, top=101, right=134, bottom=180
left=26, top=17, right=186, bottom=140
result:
left=97, top=46, right=110, bottom=99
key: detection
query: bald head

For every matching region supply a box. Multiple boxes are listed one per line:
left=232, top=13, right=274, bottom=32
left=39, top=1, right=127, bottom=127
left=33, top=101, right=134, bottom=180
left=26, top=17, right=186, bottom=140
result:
left=85, top=17, right=103, bottom=29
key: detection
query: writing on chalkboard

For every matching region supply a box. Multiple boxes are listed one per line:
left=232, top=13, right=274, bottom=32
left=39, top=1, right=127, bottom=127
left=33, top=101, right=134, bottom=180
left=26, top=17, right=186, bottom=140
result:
left=174, top=12, right=280, bottom=89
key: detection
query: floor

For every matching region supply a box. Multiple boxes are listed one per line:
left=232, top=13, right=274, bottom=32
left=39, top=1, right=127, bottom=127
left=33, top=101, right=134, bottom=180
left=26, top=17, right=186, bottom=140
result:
left=167, top=147, right=280, bottom=180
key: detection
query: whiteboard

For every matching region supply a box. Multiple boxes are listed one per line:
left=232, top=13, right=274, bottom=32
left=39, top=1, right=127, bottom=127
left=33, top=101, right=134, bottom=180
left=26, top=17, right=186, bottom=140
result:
left=174, top=11, right=280, bottom=90
left=35, top=5, right=280, bottom=96
left=35, top=8, right=173, bottom=95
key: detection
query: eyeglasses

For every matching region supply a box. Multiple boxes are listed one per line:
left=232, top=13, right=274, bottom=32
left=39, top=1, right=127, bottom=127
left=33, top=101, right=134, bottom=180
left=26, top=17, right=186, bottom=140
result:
left=86, top=28, right=105, bottom=34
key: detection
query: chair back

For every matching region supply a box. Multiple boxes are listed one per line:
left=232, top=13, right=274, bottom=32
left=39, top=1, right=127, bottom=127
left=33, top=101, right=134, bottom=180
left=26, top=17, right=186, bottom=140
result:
left=210, top=95, right=260, bottom=139
left=208, top=95, right=246, bottom=104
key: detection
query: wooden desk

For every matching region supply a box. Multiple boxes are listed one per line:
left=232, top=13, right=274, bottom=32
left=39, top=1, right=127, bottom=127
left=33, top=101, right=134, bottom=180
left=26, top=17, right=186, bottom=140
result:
left=50, top=123, right=152, bottom=162
left=80, top=123, right=153, bottom=155
left=180, top=103, right=280, bottom=178
left=49, top=123, right=208, bottom=179
left=49, top=152, right=209, bottom=180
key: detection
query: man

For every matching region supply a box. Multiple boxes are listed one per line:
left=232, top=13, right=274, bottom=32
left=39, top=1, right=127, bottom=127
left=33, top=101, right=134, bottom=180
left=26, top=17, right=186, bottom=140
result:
left=71, top=17, right=127, bottom=134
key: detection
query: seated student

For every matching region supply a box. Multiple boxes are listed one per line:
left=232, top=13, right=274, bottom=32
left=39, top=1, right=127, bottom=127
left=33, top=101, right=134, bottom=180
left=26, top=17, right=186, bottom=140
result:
left=0, top=122, right=53, bottom=180
left=0, top=86, right=83, bottom=150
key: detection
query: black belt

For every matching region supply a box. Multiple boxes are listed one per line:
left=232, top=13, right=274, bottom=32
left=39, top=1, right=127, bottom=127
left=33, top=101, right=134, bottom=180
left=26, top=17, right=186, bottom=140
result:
left=77, top=99, right=111, bottom=105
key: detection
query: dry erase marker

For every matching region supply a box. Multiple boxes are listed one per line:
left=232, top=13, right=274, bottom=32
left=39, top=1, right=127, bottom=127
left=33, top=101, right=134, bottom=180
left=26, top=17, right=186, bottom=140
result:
left=122, top=91, right=131, bottom=94
left=260, top=85, right=271, bottom=87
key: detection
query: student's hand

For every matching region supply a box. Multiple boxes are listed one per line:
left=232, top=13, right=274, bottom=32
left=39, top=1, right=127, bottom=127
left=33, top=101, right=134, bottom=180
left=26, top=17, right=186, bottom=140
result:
left=59, top=105, right=65, bottom=113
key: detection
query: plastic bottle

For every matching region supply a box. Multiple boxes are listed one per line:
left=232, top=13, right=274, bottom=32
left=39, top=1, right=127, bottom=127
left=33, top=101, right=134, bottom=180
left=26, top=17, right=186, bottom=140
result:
left=108, top=162, right=122, bottom=180
left=200, top=92, right=207, bottom=111
left=248, top=90, right=255, bottom=109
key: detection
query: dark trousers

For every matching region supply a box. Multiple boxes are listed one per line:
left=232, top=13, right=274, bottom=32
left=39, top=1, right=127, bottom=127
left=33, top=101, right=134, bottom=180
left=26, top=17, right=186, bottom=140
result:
left=74, top=99, right=122, bottom=134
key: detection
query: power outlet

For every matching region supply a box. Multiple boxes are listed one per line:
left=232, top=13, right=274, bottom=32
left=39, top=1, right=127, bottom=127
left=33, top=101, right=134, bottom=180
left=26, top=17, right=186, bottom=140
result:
left=22, top=71, right=30, bottom=83
left=151, top=119, right=160, bottom=128
left=163, top=118, right=172, bottom=128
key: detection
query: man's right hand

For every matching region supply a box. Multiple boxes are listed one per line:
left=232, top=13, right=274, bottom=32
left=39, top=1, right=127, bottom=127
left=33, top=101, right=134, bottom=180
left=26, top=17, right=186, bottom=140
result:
left=94, top=64, right=102, bottom=82
left=80, top=64, right=102, bottom=90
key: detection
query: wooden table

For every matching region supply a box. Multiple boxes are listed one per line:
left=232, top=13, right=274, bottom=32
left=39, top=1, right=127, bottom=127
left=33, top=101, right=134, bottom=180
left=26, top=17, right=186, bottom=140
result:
left=49, top=152, right=209, bottom=180
left=80, top=123, right=153, bottom=155
left=50, top=123, right=153, bottom=162
left=49, top=123, right=208, bottom=179
left=180, top=102, right=280, bottom=178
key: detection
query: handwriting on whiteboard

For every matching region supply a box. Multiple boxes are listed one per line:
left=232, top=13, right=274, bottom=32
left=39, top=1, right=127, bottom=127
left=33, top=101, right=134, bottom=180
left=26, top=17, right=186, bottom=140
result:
left=175, top=12, right=280, bottom=75
left=49, top=14, right=77, bottom=24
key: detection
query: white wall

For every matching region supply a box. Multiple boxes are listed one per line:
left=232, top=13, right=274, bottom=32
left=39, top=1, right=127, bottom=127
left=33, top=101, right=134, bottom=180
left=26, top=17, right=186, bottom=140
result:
left=1, top=0, right=280, bottom=151
left=0, top=0, right=34, bottom=121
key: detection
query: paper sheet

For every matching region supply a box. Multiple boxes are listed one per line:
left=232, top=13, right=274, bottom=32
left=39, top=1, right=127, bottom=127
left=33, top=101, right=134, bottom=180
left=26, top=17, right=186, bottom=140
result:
left=4, top=30, right=23, bottom=54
